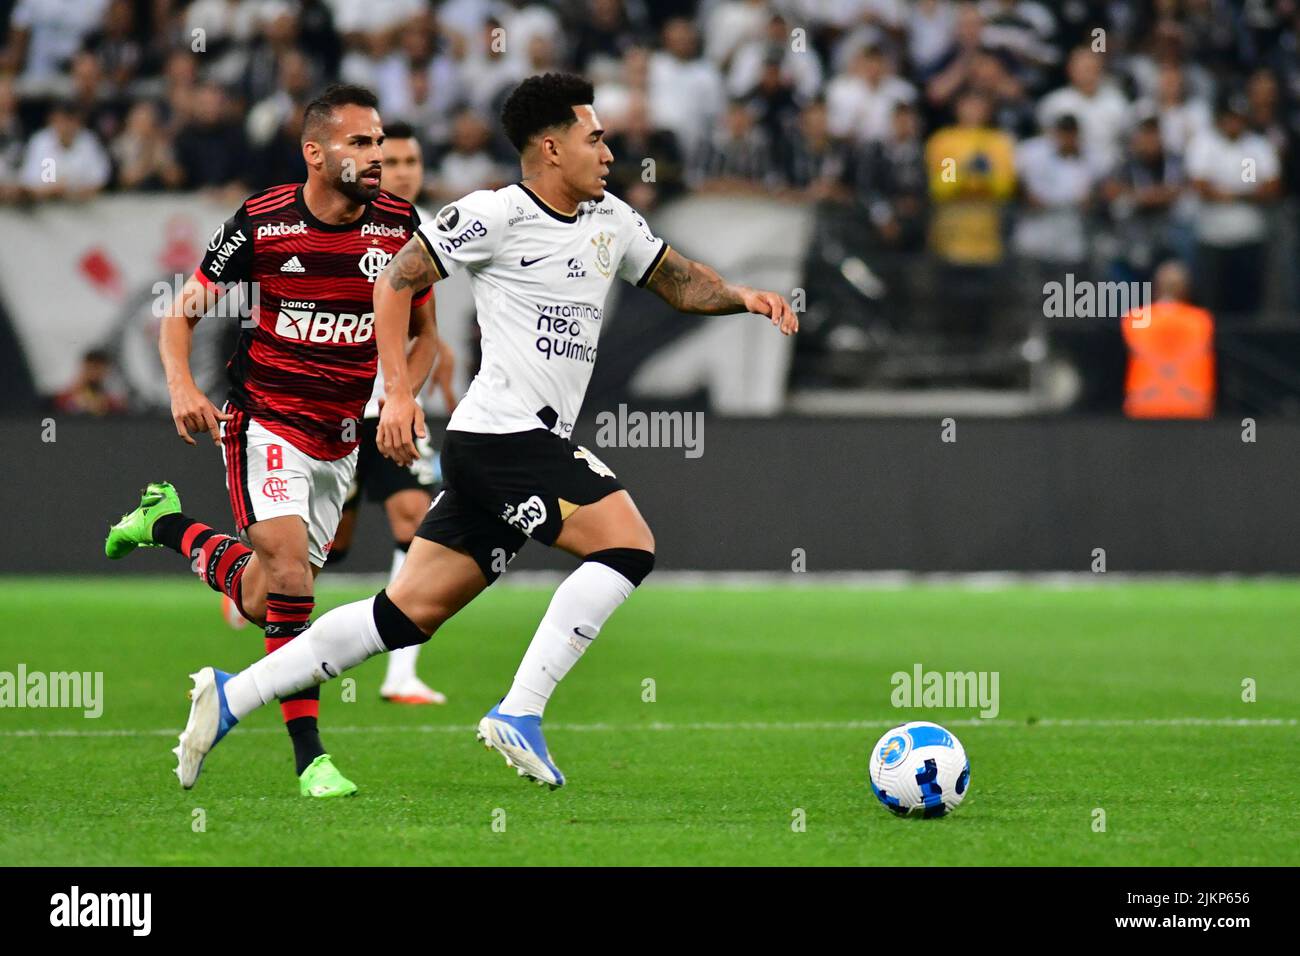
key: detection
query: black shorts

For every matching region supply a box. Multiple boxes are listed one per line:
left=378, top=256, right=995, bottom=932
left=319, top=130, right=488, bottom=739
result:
left=415, top=428, right=625, bottom=583
left=343, top=418, right=437, bottom=510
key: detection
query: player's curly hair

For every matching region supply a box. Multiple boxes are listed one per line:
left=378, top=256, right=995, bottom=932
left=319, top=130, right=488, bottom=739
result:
left=500, top=73, right=595, bottom=154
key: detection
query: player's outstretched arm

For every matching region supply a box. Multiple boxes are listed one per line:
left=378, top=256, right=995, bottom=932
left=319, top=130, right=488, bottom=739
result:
left=159, top=276, right=234, bottom=445
left=645, top=247, right=799, bottom=335
left=374, top=237, right=441, bottom=466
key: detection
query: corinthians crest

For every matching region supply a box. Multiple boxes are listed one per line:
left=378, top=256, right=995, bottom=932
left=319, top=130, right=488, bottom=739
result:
left=590, top=231, right=613, bottom=277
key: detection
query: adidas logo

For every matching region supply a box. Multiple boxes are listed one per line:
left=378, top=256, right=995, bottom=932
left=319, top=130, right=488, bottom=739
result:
left=279, top=256, right=306, bottom=273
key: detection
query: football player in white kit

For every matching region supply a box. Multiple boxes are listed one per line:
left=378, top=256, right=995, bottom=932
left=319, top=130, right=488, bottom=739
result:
left=173, top=73, right=798, bottom=792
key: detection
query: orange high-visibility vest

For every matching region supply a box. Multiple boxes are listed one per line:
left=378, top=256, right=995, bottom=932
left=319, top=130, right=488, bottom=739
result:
left=1122, top=301, right=1215, bottom=419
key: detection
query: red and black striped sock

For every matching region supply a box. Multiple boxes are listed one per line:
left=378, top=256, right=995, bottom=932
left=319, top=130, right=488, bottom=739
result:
left=265, top=593, right=325, bottom=776
left=152, top=513, right=252, bottom=618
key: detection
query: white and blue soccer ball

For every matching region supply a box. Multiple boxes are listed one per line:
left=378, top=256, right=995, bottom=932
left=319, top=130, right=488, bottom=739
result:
left=869, top=721, right=970, bottom=817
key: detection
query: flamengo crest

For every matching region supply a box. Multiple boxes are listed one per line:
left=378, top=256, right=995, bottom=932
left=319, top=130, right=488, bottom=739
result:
left=358, top=247, right=392, bottom=282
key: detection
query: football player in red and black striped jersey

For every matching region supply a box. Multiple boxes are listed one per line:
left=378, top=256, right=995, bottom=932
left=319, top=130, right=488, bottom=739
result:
left=104, top=85, right=438, bottom=798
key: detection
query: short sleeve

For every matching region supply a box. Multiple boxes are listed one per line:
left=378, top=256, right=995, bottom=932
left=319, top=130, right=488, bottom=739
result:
left=612, top=197, right=669, bottom=287
left=415, top=190, right=504, bottom=280
left=195, top=204, right=254, bottom=288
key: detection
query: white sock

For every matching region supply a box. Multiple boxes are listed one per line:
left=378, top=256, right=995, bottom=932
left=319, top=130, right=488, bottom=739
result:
left=499, top=561, right=636, bottom=718
left=382, top=547, right=419, bottom=688
left=383, top=645, right=419, bottom=688
left=223, top=597, right=387, bottom=719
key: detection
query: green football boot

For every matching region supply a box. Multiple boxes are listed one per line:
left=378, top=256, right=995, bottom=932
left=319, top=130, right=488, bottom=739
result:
left=105, top=481, right=182, bottom=559
left=299, top=754, right=358, bottom=798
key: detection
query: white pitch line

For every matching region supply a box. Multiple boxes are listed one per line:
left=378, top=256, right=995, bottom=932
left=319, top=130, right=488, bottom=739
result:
left=0, top=716, right=1294, bottom=739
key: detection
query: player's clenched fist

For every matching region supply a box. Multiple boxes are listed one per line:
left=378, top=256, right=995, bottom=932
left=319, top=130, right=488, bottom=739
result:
left=170, top=381, right=232, bottom=445
left=377, top=390, right=426, bottom=467
left=741, top=288, right=799, bottom=336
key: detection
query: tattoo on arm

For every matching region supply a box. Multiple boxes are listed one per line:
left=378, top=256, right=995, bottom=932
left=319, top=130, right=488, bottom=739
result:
left=646, top=248, right=747, bottom=315
left=384, top=238, right=439, bottom=292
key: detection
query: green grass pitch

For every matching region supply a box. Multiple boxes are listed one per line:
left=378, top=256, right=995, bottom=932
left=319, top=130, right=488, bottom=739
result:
left=0, top=576, right=1297, bottom=866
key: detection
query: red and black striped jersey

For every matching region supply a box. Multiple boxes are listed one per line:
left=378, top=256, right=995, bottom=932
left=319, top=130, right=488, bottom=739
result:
left=195, top=183, right=431, bottom=460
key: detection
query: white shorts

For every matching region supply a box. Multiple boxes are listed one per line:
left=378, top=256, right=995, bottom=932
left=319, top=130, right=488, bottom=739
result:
left=220, top=410, right=358, bottom=567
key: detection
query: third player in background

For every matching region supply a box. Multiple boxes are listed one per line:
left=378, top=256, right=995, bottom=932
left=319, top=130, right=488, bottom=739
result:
left=323, top=121, right=457, bottom=706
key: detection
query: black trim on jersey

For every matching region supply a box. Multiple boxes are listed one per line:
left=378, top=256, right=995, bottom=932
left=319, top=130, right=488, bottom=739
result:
left=294, top=184, right=374, bottom=232
left=636, top=240, right=670, bottom=288
left=414, top=228, right=448, bottom=280
left=224, top=403, right=257, bottom=528
left=237, top=410, right=255, bottom=525
left=518, top=183, right=579, bottom=224
left=224, top=319, right=255, bottom=411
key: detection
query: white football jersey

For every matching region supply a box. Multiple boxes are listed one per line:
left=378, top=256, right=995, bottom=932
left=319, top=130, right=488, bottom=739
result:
left=414, top=182, right=669, bottom=438
left=365, top=203, right=435, bottom=420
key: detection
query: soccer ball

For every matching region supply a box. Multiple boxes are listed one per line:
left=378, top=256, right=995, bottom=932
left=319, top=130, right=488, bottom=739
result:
left=869, top=721, right=970, bottom=817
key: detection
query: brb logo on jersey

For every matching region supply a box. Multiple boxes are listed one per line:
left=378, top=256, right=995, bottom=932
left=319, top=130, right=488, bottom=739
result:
left=357, top=247, right=392, bottom=283
left=262, top=476, right=291, bottom=503
left=275, top=306, right=375, bottom=344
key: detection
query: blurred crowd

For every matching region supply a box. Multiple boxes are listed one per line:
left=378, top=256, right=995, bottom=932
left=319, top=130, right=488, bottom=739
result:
left=1, top=0, right=1298, bottom=323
